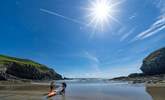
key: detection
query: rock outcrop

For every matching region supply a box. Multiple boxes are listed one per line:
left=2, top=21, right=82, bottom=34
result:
left=112, top=47, right=165, bottom=83
left=0, top=55, right=62, bottom=80
left=140, top=47, right=165, bottom=75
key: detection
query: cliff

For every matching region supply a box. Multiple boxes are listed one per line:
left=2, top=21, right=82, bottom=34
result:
left=140, top=47, right=165, bottom=75
left=112, top=47, right=165, bottom=84
left=0, top=55, right=62, bottom=80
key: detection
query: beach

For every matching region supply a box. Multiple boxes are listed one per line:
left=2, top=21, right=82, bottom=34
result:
left=0, top=80, right=165, bottom=100
left=0, top=81, right=49, bottom=100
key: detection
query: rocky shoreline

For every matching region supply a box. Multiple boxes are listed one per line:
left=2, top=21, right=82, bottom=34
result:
left=112, top=74, right=165, bottom=85
left=112, top=47, right=165, bottom=86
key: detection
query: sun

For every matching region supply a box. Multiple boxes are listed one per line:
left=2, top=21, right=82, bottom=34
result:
left=85, top=0, right=121, bottom=31
left=91, top=0, right=111, bottom=24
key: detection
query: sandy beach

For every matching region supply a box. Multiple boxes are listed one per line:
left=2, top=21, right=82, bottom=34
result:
left=0, top=81, right=49, bottom=100
left=0, top=80, right=164, bottom=100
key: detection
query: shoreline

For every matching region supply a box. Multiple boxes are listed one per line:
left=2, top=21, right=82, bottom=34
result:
left=1, top=77, right=165, bottom=87
left=111, top=74, right=165, bottom=87
left=1, top=76, right=165, bottom=92
left=0, top=80, right=165, bottom=100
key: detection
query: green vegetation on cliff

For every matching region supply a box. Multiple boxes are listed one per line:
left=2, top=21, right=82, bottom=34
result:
left=0, top=54, right=49, bottom=71
left=0, top=54, right=62, bottom=80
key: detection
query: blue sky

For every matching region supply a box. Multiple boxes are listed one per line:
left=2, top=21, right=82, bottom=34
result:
left=0, top=0, right=165, bottom=78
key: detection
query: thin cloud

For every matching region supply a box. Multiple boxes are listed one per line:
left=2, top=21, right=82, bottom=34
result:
left=120, top=27, right=136, bottom=41
left=83, top=51, right=102, bottom=77
left=84, top=51, right=100, bottom=63
left=142, top=24, right=165, bottom=39
left=117, top=26, right=126, bottom=35
left=40, top=8, right=85, bottom=25
left=132, top=16, right=165, bottom=42
left=131, top=1, right=165, bottom=42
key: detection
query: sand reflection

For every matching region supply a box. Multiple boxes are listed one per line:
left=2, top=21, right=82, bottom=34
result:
left=146, top=86, right=165, bottom=100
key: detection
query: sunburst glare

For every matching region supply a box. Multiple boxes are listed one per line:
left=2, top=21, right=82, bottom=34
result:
left=85, top=0, right=122, bottom=31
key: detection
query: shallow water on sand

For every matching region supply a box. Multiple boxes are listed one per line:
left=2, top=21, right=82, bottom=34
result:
left=0, top=80, right=165, bottom=100
left=50, top=80, right=152, bottom=100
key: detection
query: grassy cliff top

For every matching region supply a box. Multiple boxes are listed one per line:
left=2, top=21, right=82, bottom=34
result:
left=0, top=54, right=49, bottom=71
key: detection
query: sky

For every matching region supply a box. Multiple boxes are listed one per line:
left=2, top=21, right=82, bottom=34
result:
left=0, top=0, right=165, bottom=78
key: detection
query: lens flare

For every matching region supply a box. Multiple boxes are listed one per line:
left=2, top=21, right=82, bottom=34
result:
left=85, top=0, right=121, bottom=31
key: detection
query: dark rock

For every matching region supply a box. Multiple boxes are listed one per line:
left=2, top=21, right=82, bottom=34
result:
left=132, top=80, right=145, bottom=84
left=5, top=62, right=62, bottom=80
left=128, top=73, right=145, bottom=78
left=140, top=47, right=165, bottom=75
left=0, top=72, right=7, bottom=80
left=0, top=71, right=19, bottom=80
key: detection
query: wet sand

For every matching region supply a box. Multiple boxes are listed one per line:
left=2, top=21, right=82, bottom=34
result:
left=146, top=86, right=165, bottom=100
left=0, top=80, right=165, bottom=100
left=0, top=83, right=49, bottom=100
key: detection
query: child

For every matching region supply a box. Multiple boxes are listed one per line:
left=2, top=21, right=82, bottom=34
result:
left=60, top=82, right=67, bottom=95
left=47, top=81, right=56, bottom=97
left=47, top=81, right=67, bottom=97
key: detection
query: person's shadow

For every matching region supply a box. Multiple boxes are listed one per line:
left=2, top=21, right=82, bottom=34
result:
left=43, top=95, right=66, bottom=100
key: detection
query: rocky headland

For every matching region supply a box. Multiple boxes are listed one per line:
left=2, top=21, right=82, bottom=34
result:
left=0, top=55, right=62, bottom=81
left=112, top=47, right=165, bottom=85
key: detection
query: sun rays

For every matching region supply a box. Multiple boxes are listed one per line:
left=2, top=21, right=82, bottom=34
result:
left=85, top=0, right=122, bottom=31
